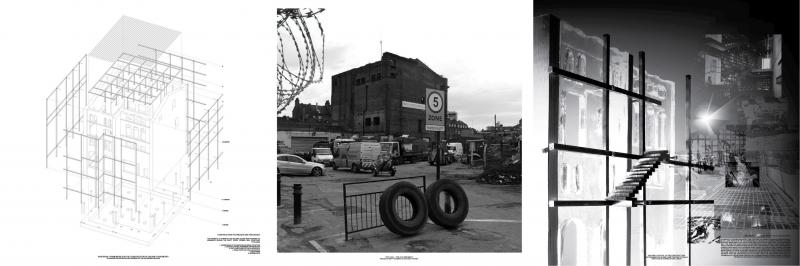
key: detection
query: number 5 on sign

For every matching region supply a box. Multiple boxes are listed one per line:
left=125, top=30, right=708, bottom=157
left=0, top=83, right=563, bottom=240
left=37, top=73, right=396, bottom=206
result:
left=425, top=88, right=445, bottom=131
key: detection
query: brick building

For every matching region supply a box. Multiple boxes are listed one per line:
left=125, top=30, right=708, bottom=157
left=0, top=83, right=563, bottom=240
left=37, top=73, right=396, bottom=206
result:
left=330, top=52, right=448, bottom=139
left=291, top=98, right=332, bottom=123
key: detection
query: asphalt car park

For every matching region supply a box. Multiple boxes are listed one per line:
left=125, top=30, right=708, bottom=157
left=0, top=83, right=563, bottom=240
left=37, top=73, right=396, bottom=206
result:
left=277, top=161, right=522, bottom=252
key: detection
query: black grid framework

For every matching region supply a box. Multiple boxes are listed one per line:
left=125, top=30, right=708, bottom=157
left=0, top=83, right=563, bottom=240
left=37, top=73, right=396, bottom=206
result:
left=685, top=181, right=800, bottom=230
left=537, top=14, right=714, bottom=266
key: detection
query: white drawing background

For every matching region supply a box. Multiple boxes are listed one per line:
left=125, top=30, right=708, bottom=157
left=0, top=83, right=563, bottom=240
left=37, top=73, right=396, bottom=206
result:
left=0, top=1, right=271, bottom=265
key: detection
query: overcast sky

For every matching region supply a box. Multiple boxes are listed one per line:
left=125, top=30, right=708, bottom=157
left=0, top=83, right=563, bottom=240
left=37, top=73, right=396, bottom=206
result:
left=279, top=3, right=526, bottom=129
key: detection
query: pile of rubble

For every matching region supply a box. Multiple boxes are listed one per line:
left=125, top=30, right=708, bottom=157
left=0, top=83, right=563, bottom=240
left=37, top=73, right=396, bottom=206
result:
left=477, top=158, right=521, bottom=185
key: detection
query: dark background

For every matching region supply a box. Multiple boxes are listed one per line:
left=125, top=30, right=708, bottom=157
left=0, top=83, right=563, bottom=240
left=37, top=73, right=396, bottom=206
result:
left=535, top=0, right=799, bottom=154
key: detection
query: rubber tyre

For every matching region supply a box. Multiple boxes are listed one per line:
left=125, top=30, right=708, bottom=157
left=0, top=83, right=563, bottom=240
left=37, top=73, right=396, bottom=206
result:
left=378, top=181, right=428, bottom=236
left=332, top=163, right=338, bottom=170
left=311, top=167, right=323, bottom=176
left=390, top=170, right=396, bottom=176
left=425, top=179, right=469, bottom=229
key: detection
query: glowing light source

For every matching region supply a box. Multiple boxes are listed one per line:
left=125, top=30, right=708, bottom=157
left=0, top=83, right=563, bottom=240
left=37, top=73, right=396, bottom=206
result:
left=699, top=113, right=714, bottom=133
left=700, top=113, right=712, bottom=124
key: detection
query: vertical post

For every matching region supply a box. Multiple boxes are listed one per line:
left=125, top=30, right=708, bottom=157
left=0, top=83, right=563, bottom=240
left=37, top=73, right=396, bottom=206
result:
left=686, top=74, right=693, bottom=265
left=602, top=33, right=611, bottom=266
left=536, top=14, right=561, bottom=266
left=343, top=183, right=348, bottom=241
left=626, top=53, right=634, bottom=266
left=277, top=174, right=282, bottom=206
left=293, top=184, right=302, bottom=225
left=639, top=50, right=647, bottom=266
left=436, top=131, right=441, bottom=180
left=482, top=141, right=487, bottom=170
left=443, top=101, right=451, bottom=212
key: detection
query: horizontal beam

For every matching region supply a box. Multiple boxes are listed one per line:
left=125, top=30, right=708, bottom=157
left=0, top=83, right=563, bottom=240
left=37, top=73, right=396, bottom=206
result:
left=547, top=143, right=715, bottom=170
left=635, top=200, right=714, bottom=206
left=550, top=67, right=662, bottom=105
left=550, top=199, right=714, bottom=207
left=549, top=200, right=629, bottom=207
left=548, top=143, right=642, bottom=159
left=666, top=159, right=714, bottom=170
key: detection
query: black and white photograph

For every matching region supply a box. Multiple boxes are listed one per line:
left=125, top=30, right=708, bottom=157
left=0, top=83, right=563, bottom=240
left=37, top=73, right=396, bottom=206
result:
left=275, top=5, right=524, bottom=253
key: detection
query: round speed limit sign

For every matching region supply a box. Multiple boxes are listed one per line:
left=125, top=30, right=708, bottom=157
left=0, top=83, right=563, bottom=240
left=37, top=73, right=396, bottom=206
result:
left=427, top=91, right=444, bottom=112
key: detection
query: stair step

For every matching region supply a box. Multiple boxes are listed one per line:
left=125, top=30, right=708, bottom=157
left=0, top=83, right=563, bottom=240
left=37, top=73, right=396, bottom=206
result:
left=625, top=176, right=647, bottom=181
left=614, top=188, right=639, bottom=195
left=606, top=195, right=637, bottom=201
left=633, top=162, right=656, bottom=167
left=637, top=158, right=659, bottom=164
left=642, top=151, right=669, bottom=158
left=623, top=180, right=645, bottom=185
left=632, top=166, right=656, bottom=172
left=613, top=191, right=634, bottom=196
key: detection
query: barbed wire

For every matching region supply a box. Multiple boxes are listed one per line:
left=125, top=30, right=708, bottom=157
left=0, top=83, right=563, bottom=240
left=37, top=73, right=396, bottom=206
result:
left=277, top=8, right=325, bottom=114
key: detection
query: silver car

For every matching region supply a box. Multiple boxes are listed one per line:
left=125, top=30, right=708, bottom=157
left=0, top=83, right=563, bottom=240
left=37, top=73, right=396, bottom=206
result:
left=277, top=154, right=325, bottom=176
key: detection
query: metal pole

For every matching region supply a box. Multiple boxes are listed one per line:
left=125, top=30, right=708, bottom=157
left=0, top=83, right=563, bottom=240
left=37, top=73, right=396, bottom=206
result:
left=686, top=74, right=693, bottom=265
left=343, top=183, right=348, bottom=241
left=436, top=131, right=441, bottom=180
left=639, top=50, right=647, bottom=266
left=602, top=33, right=610, bottom=266
left=541, top=14, right=561, bottom=265
left=293, top=184, right=302, bottom=224
left=626, top=53, right=634, bottom=266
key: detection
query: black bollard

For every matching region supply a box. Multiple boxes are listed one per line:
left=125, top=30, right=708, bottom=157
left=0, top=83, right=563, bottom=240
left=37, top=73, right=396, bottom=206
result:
left=293, top=184, right=302, bottom=224
left=277, top=173, right=282, bottom=206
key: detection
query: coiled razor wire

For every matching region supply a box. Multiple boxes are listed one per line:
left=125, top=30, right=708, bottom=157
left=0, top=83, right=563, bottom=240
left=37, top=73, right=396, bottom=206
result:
left=277, top=8, right=325, bottom=114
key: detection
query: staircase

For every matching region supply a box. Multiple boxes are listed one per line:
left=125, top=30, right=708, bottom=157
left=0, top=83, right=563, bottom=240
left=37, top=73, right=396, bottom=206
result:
left=607, top=150, right=669, bottom=201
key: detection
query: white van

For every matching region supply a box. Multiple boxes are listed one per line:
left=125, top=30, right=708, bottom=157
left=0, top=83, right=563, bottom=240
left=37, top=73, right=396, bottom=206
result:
left=310, top=147, right=334, bottom=166
left=447, top=142, right=464, bottom=157
left=332, top=142, right=381, bottom=173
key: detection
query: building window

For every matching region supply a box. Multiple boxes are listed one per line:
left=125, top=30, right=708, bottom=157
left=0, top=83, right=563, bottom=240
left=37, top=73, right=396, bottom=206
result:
left=373, top=117, right=380, bottom=125
left=418, top=120, right=422, bottom=133
left=376, top=73, right=382, bottom=80
left=371, top=74, right=376, bottom=81
left=365, top=117, right=372, bottom=126
left=390, top=73, right=397, bottom=79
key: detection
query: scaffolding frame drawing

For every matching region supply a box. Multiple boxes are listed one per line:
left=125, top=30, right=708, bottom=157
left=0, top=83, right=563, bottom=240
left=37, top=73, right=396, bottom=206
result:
left=45, top=40, right=223, bottom=245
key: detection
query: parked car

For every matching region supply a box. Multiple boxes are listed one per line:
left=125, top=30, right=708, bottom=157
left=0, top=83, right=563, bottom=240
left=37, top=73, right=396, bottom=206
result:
left=311, top=147, right=334, bottom=166
left=277, top=154, right=325, bottom=176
